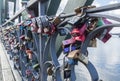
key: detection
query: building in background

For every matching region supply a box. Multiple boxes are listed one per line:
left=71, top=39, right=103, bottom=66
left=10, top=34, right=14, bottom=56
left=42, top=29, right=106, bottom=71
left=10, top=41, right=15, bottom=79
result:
left=0, top=0, right=29, bottom=25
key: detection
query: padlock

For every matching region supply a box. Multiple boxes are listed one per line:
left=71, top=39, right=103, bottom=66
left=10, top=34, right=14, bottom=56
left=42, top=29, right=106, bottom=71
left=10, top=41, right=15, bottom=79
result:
left=88, top=38, right=97, bottom=47
left=71, top=24, right=87, bottom=42
left=63, top=45, right=76, bottom=54
left=26, top=49, right=33, bottom=59
left=26, top=69, right=32, bottom=76
left=97, top=18, right=112, bottom=43
left=30, top=18, right=39, bottom=32
left=25, top=30, right=33, bottom=41
left=67, top=50, right=80, bottom=59
left=68, top=13, right=85, bottom=26
left=64, top=68, right=71, bottom=79
left=33, top=63, right=39, bottom=70
left=99, top=32, right=111, bottom=43
left=67, top=58, right=78, bottom=65
left=19, top=35, right=25, bottom=40
left=58, top=29, right=68, bottom=36
left=47, top=67, right=53, bottom=76
left=32, top=71, right=39, bottom=79
left=96, top=18, right=105, bottom=27
left=62, top=38, right=76, bottom=46
left=52, top=17, right=62, bottom=26
left=87, top=18, right=98, bottom=31
left=79, top=53, right=88, bottom=65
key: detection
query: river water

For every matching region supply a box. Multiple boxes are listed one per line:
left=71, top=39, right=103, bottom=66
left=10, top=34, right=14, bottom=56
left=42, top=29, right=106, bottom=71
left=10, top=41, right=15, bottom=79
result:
left=75, top=35, right=120, bottom=81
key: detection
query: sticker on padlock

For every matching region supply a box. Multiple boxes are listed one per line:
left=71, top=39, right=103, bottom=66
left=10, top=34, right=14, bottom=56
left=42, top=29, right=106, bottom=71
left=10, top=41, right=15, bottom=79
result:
left=62, top=38, right=76, bottom=46
left=79, top=53, right=88, bottom=65
left=64, top=68, right=71, bottom=79
left=63, top=45, right=76, bottom=54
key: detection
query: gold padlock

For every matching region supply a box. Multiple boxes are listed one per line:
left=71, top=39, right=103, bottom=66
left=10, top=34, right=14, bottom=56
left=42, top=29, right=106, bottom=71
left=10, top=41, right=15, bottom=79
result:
left=67, top=50, right=80, bottom=59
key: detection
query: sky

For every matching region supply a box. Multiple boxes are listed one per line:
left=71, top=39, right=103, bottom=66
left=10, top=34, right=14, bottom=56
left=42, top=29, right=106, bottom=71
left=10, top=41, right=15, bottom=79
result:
left=92, top=0, right=120, bottom=33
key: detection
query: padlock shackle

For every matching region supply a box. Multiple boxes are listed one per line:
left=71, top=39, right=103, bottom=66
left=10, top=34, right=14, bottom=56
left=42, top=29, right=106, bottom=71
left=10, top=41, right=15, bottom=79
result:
left=81, top=24, right=120, bottom=54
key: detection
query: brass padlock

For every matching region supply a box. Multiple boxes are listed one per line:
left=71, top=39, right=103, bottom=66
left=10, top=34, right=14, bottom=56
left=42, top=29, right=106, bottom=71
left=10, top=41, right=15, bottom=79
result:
left=67, top=50, right=80, bottom=59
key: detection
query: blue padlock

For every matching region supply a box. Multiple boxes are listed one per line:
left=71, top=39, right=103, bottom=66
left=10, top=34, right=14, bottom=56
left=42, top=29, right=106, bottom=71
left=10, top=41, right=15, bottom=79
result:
left=67, top=58, right=78, bottom=65
left=64, top=46, right=76, bottom=53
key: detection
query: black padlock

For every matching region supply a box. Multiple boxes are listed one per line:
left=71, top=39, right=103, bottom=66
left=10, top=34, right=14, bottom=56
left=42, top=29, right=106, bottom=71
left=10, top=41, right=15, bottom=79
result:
left=64, top=68, right=71, bottom=79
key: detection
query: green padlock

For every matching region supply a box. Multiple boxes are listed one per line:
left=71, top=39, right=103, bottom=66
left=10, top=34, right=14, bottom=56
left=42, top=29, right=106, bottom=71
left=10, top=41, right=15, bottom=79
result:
left=96, top=18, right=105, bottom=27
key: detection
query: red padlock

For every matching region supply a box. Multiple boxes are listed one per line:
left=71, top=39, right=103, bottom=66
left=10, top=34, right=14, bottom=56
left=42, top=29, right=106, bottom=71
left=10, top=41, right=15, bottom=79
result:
left=71, top=24, right=87, bottom=42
